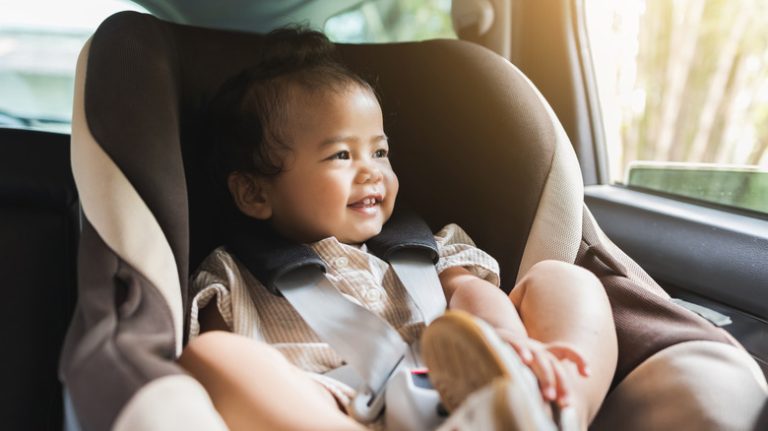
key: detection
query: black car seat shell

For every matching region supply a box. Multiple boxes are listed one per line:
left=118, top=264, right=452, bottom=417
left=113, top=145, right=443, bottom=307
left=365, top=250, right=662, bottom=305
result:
left=61, top=11, right=767, bottom=430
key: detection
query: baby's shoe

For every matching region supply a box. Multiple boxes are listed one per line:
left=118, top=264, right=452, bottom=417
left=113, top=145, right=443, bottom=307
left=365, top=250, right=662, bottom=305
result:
left=422, top=310, right=567, bottom=430
left=435, top=377, right=555, bottom=431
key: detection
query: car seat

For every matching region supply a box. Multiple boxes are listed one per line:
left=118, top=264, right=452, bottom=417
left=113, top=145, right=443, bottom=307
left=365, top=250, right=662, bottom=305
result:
left=60, top=11, right=767, bottom=431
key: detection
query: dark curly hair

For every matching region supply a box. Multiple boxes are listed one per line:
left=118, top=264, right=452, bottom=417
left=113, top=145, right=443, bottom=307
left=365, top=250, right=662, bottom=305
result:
left=206, top=27, right=376, bottom=188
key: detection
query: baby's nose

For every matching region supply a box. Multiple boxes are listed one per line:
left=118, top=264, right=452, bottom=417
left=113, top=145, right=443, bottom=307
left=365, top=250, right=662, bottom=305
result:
left=357, top=165, right=383, bottom=183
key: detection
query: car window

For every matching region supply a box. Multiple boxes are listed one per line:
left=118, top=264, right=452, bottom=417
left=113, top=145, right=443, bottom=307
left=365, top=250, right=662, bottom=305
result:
left=324, top=0, right=455, bottom=43
left=0, top=0, right=148, bottom=133
left=586, top=0, right=768, bottom=215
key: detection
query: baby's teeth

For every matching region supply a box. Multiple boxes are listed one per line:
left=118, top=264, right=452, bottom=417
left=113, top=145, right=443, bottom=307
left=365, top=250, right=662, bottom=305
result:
left=356, top=197, right=378, bottom=206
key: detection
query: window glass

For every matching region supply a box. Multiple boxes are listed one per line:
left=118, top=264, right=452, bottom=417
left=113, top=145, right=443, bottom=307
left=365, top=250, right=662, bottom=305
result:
left=587, top=0, right=768, bottom=214
left=0, top=0, right=148, bottom=133
left=324, top=0, right=455, bottom=43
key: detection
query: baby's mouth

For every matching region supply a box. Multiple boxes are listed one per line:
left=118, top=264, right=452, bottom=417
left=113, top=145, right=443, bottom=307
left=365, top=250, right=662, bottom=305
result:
left=348, top=195, right=383, bottom=209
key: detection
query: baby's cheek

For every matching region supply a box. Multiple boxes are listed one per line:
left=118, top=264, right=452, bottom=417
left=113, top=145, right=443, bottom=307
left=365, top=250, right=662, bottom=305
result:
left=387, top=172, right=399, bottom=197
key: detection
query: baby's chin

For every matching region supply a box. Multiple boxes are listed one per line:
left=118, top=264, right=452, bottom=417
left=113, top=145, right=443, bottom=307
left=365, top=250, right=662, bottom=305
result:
left=336, top=225, right=383, bottom=245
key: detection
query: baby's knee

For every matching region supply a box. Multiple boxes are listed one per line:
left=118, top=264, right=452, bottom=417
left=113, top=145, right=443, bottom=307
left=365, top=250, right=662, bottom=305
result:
left=522, top=259, right=602, bottom=295
left=183, top=330, right=236, bottom=354
left=180, top=331, right=283, bottom=368
left=180, top=331, right=232, bottom=366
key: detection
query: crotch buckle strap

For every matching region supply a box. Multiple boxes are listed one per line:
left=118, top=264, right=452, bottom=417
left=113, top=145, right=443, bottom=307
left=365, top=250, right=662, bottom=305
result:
left=349, top=345, right=428, bottom=425
left=349, top=354, right=406, bottom=423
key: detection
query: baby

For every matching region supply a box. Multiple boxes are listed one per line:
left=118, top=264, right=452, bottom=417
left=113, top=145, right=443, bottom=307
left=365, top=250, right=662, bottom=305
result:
left=179, top=27, right=618, bottom=431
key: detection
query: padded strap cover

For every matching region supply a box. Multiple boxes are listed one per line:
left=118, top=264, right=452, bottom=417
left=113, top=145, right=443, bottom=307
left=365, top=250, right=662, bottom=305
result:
left=367, top=206, right=439, bottom=263
left=227, top=206, right=438, bottom=296
left=226, top=213, right=326, bottom=295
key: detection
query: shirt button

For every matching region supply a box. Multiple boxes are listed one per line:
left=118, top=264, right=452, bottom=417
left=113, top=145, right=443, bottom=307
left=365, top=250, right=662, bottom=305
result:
left=365, top=289, right=382, bottom=302
left=333, top=257, right=349, bottom=269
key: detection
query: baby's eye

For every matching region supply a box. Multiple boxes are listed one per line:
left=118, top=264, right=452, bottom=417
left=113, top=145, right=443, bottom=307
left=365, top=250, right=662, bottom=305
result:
left=373, top=149, right=389, bottom=158
left=330, top=150, right=350, bottom=160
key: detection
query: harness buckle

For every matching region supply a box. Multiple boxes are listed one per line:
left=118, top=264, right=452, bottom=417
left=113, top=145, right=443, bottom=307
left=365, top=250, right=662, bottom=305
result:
left=349, top=354, right=405, bottom=423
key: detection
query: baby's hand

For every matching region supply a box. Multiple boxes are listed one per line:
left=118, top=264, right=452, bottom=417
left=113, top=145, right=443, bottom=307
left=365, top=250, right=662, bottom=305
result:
left=495, top=329, right=590, bottom=408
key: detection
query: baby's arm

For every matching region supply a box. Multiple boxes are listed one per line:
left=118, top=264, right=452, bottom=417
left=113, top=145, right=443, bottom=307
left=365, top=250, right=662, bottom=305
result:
left=440, top=266, right=527, bottom=335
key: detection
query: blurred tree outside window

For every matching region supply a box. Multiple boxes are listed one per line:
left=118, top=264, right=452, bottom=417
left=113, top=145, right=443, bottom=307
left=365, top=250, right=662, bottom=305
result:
left=324, top=0, right=455, bottom=43
left=587, top=0, right=768, bottom=214
left=0, top=0, right=147, bottom=133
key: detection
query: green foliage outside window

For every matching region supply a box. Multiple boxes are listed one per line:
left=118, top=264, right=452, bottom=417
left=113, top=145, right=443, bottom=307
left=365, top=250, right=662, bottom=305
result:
left=325, top=0, right=455, bottom=43
left=627, top=163, right=768, bottom=214
left=588, top=0, right=768, bottom=215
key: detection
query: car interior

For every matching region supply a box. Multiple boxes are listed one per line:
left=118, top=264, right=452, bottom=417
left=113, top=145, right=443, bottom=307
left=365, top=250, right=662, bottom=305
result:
left=2, top=1, right=767, bottom=430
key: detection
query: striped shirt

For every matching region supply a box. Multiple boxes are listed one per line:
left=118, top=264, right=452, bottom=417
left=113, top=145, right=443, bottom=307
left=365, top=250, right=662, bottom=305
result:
left=188, top=223, right=500, bottom=374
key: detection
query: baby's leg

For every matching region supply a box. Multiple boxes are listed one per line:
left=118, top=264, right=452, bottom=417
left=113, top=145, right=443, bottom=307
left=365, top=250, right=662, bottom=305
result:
left=178, top=331, right=365, bottom=431
left=510, top=260, right=617, bottom=429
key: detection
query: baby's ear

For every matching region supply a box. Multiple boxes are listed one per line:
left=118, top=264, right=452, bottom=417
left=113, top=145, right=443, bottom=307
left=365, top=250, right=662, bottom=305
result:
left=227, top=172, right=272, bottom=220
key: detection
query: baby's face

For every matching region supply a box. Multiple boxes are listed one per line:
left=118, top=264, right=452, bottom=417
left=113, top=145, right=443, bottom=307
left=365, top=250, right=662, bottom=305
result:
left=264, top=84, right=398, bottom=244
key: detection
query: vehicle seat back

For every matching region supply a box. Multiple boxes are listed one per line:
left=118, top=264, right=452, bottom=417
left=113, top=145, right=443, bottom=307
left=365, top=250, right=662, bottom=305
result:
left=0, top=128, right=78, bottom=431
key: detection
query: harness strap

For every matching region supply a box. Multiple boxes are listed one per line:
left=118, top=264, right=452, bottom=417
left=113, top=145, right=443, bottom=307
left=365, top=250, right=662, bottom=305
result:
left=275, top=266, right=408, bottom=422
left=389, top=250, right=446, bottom=325
left=369, top=207, right=446, bottom=325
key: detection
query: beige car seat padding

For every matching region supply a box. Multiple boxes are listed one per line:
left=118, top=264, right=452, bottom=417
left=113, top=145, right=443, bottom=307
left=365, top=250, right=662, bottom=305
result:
left=591, top=340, right=768, bottom=431
left=113, top=375, right=227, bottom=431
left=516, top=68, right=583, bottom=281
left=71, top=38, right=184, bottom=355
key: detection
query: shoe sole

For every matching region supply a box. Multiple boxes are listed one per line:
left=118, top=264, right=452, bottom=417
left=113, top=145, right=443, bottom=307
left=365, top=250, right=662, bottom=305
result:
left=422, top=311, right=514, bottom=412
left=422, top=310, right=556, bottom=431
